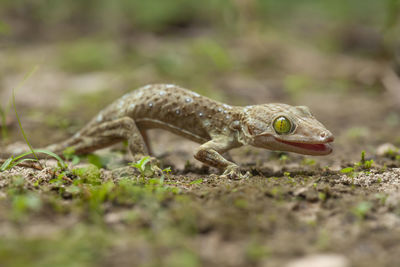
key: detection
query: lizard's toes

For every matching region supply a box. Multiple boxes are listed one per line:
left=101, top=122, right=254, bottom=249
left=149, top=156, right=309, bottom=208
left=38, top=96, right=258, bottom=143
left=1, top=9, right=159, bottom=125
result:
left=221, top=166, right=250, bottom=180
left=151, top=165, right=164, bottom=177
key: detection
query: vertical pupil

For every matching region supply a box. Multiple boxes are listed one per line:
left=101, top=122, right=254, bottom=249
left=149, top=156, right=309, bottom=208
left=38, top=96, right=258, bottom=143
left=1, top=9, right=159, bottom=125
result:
left=275, top=117, right=290, bottom=133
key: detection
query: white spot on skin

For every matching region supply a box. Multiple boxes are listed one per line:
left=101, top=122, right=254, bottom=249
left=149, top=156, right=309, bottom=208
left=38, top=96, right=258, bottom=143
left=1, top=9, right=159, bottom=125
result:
left=223, top=127, right=228, bottom=132
left=97, top=114, right=103, bottom=122
left=117, top=100, right=124, bottom=109
left=231, top=120, right=240, bottom=128
left=223, top=110, right=228, bottom=114
left=176, top=110, right=180, bottom=115
left=159, top=91, right=166, bottom=96
left=226, top=115, right=230, bottom=119
left=223, top=104, right=232, bottom=109
left=128, top=104, right=135, bottom=112
left=143, top=85, right=151, bottom=89
left=203, top=120, right=211, bottom=127
left=74, top=132, right=81, bottom=138
left=148, top=102, right=153, bottom=108
left=218, top=108, right=223, bottom=112
left=191, top=92, right=200, bottom=97
left=135, top=91, right=143, bottom=98
left=198, top=112, right=203, bottom=117
left=165, top=84, right=175, bottom=88
left=185, top=97, right=192, bottom=103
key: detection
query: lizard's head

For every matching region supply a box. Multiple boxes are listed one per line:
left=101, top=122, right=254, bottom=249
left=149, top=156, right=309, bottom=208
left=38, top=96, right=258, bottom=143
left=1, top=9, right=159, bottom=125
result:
left=239, top=104, right=334, bottom=155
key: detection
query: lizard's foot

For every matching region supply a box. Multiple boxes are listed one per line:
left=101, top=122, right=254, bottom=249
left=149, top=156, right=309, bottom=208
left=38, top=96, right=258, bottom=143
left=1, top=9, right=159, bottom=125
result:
left=220, top=165, right=251, bottom=180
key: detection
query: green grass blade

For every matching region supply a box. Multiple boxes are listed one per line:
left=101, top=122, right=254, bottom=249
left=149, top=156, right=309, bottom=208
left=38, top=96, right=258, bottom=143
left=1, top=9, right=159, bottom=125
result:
left=0, top=157, right=14, bottom=171
left=11, top=151, right=39, bottom=162
left=8, top=158, right=38, bottom=169
left=0, top=107, right=7, bottom=140
left=12, top=89, right=41, bottom=166
left=34, top=149, right=67, bottom=169
left=1, top=65, right=39, bottom=140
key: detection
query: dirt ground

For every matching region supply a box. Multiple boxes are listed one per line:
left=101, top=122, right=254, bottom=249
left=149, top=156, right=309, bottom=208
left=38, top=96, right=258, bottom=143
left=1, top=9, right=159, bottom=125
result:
left=1, top=11, right=400, bottom=267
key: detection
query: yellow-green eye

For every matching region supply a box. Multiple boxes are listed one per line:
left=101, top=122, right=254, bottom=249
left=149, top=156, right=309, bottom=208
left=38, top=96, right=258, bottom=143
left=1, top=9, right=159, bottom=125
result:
left=273, top=116, right=292, bottom=134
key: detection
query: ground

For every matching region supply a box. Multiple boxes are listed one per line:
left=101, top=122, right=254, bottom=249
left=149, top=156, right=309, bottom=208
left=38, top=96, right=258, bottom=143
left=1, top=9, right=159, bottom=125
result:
left=1, top=2, right=400, bottom=266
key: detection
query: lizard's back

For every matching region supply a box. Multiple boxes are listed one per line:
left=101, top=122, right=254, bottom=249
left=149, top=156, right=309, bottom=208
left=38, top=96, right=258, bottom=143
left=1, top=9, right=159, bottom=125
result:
left=91, top=84, right=241, bottom=143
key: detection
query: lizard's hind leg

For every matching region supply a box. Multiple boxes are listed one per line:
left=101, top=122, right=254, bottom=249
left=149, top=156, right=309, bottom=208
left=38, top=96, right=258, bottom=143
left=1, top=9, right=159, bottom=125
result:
left=47, top=117, right=150, bottom=160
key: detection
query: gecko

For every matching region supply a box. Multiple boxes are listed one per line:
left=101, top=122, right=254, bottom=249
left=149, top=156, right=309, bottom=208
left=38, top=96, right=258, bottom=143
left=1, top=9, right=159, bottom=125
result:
left=4, top=84, right=334, bottom=178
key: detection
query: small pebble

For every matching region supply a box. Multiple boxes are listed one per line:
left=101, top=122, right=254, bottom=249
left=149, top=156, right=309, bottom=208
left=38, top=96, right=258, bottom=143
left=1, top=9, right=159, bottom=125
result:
left=285, top=254, right=350, bottom=267
left=376, top=143, right=398, bottom=157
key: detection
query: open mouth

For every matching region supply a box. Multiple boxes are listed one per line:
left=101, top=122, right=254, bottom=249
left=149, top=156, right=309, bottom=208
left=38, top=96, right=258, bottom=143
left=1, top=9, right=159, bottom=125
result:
left=277, top=139, right=333, bottom=153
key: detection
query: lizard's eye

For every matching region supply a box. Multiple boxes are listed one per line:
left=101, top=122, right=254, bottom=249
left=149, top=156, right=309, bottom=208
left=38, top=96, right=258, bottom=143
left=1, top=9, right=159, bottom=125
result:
left=273, top=116, right=292, bottom=134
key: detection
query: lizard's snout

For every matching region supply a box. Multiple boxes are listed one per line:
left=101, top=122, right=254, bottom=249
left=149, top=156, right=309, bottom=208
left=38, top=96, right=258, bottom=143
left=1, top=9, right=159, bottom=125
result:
left=320, top=131, right=334, bottom=143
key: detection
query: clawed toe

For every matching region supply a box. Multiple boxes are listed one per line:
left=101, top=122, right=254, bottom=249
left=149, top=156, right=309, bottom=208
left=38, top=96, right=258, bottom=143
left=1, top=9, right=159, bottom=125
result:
left=220, top=165, right=251, bottom=180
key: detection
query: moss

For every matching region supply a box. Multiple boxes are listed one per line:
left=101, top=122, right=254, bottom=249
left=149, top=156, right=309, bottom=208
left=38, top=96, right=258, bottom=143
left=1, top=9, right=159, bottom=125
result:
left=72, top=164, right=101, bottom=185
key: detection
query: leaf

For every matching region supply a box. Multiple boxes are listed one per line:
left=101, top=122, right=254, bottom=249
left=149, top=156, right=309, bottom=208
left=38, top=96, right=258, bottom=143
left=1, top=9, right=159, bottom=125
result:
left=34, top=149, right=67, bottom=169
left=189, top=179, right=203, bottom=185
left=8, top=158, right=38, bottom=169
left=340, top=167, right=354, bottom=173
left=0, top=157, right=14, bottom=171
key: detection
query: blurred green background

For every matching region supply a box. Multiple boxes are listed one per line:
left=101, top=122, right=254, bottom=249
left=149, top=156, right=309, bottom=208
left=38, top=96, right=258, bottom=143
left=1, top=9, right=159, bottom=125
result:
left=1, top=2, right=400, bottom=267
left=0, top=0, right=399, bottom=148
left=1, top=0, right=398, bottom=78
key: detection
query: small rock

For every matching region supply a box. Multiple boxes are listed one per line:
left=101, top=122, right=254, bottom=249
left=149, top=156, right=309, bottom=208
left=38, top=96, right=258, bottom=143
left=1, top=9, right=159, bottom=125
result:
left=376, top=143, right=398, bottom=157
left=285, top=254, right=350, bottom=267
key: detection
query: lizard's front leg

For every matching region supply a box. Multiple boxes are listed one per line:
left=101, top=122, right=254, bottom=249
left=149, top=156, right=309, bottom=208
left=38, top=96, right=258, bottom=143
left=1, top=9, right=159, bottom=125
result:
left=194, top=138, right=248, bottom=179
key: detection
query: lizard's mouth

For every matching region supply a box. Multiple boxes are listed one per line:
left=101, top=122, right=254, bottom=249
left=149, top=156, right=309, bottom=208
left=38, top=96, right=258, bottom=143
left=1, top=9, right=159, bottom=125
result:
left=275, top=139, right=333, bottom=155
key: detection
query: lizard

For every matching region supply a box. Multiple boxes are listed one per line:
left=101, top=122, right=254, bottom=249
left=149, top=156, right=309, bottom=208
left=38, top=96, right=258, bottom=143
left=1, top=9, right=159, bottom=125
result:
left=2, top=84, right=334, bottom=178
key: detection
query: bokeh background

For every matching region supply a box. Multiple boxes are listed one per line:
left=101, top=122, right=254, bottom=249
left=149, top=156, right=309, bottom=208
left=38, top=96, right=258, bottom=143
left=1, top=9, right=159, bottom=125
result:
left=1, top=1, right=400, bottom=266
left=0, top=0, right=399, bottom=163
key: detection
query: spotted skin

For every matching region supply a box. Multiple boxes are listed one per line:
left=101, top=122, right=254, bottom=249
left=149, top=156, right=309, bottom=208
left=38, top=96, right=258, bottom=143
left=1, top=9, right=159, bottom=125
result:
left=44, top=84, right=334, bottom=179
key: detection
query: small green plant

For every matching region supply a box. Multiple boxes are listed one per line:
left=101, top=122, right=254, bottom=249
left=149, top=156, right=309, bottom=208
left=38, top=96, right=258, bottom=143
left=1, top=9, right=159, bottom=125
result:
left=1, top=149, right=67, bottom=172
left=13, top=89, right=40, bottom=163
left=0, top=152, right=36, bottom=172
left=352, top=201, right=372, bottom=220
left=0, top=86, right=68, bottom=172
left=340, top=151, right=374, bottom=178
left=279, top=154, right=289, bottom=164
left=355, top=150, right=374, bottom=169
left=63, top=147, right=80, bottom=165
left=340, top=167, right=354, bottom=174
left=72, top=164, right=102, bottom=185
left=375, top=193, right=388, bottom=205
left=49, top=171, right=72, bottom=187
left=189, top=178, right=203, bottom=185
left=302, top=158, right=316, bottom=166
left=130, top=156, right=153, bottom=179
left=11, top=192, right=42, bottom=220
left=318, top=192, right=327, bottom=202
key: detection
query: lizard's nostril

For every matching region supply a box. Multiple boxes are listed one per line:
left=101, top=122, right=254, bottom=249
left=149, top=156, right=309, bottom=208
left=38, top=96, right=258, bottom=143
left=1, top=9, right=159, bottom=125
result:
left=321, top=132, right=334, bottom=142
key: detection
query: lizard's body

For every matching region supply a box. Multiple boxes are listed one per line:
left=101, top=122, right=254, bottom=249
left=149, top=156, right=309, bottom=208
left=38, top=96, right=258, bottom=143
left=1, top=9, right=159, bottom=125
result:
left=6, top=84, right=334, bottom=178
